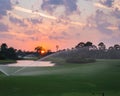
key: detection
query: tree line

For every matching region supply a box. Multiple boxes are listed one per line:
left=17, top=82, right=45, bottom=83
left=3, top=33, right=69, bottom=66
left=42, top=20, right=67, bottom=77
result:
left=0, top=43, right=53, bottom=60
left=0, top=43, right=17, bottom=60
left=1, top=41, right=120, bottom=60
left=53, top=41, right=120, bottom=59
left=0, top=43, right=37, bottom=60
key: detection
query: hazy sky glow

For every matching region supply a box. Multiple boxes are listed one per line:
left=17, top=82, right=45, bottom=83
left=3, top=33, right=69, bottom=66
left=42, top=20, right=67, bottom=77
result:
left=0, top=0, right=120, bottom=51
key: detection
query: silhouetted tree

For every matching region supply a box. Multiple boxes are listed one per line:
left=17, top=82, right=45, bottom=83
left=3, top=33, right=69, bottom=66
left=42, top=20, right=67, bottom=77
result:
left=0, top=43, right=17, bottom=60
left=56, top=45, right=59, bottom=51
left=0, top=43, right=8, bottom=59
left=98, top=42, right=106, bottom=51
left=7, top=47, right=17, bottom=59
left=35, top=46, right=43, bottom=53
left=46, top=49, right=53, bottom=55
left=1, top=43, right=8, bottom=52
left=92, top=45, right=98, bottom=50
left=35, top=46, right=47, bottom=56
left=75, top=42, right=85, bottom=48
left=85, top=41, right=92, bottom=47
left=108, top=46, right=114, bottom=50
left=114, top=44, right=120, bottom=50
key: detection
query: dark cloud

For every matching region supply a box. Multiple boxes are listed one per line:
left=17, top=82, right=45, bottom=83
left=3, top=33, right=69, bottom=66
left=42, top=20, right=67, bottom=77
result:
left=85, top=0, right=92, bottom=1
left=29, top=37, right=39, bottom=41
left=30, top=18, right=42, bottom=24
left=11, top=0, right=20, bottom=5
left=0, top=34, right=14, bottom=39
left=95, top=10, right=112, bottom=34
left=15, top=0, right=19, bottom=5
left=112, top=8, right=120, bottom=19
left=9, top=16, right=27, bottom=27
left=45, top=0, right=63, bottom=5
left=41, top=0, right=78, bottom=15
left=41, top=0, right=62, bottom=14
left=0, top=23, right=9, bottom=32
left=64, top=0, right=78, bottom=14
left=0, top=0, right=12, bottom=18
left=118, top=23, right=120, bottom=30
left=56, top=15, right=70, bottom=25
left=49, top=35, right=65, bottom=40
left=49, top=31, right=70, bottom=40
left=16, top=38, right=25, bottom=42
left=61, top=31, right=68, bottom=36
left=25, top=30, right=36, bottom=35
left=87, top=10, right=113, bottom=34
left=99, top=0, right=114, bottom=7
left=97, top=22, right=113, bottom=34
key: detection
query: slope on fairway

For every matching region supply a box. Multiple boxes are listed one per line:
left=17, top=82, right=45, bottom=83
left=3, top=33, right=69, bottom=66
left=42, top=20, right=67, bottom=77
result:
left=0, top=59, right=120, bottom=96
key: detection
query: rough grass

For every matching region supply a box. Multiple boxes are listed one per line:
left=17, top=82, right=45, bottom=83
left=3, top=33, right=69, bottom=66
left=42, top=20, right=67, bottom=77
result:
left=0, top=59, right=120, bottom=96
left=42, top=57, right=67, bottom=65
left=42, top=57, right=96, bottom=65
left=0, top=60, right=16, bottom=64
left=0, top=71, right=4, bottom=75
left=66, top=57, right=96, bottom=64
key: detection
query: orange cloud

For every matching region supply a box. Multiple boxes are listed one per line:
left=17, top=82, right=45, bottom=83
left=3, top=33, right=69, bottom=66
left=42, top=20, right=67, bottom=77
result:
left=94, top=3, right=112, bottom=9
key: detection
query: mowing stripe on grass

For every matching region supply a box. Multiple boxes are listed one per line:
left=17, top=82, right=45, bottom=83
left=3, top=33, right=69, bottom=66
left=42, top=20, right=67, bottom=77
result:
left=11, top=61, right=35, bottom=75
left=0, top=68, right=9, bottom=76
left=11, top=67, right=26, bottom=75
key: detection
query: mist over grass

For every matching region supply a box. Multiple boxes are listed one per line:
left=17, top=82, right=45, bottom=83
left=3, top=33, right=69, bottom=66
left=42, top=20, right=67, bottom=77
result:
left=0, top=59, right=120, bottom=96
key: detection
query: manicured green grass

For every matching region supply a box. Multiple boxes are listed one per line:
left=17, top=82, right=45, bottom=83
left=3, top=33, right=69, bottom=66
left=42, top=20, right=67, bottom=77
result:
left=0, top=59, right=120, bottom=96
left=0, top=71, right=4, bottom=76
left=0, top=60, right=16, bottom=64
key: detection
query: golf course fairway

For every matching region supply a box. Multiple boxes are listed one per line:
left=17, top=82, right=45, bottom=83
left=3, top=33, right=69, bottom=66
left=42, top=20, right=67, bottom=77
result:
left=0, top=59, right=120, bottom=96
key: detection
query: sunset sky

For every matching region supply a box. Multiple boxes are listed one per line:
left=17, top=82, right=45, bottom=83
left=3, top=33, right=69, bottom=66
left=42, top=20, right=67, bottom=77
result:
left=0, top=0, right=120, bottom=51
